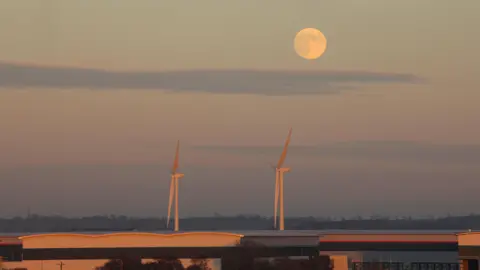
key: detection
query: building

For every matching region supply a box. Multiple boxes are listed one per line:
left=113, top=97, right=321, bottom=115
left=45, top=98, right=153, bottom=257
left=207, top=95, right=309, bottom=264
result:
left=0, top=231, right=321, bottom=270
left=2, top=230, right=480, bottom=270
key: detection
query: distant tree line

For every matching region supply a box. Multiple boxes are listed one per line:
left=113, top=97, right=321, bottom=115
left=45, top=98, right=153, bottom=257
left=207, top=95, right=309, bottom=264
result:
left=0, top=214, right=480, bottom=232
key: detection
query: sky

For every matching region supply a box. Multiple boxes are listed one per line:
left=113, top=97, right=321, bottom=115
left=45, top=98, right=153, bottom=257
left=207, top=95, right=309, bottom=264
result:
left=0, top=0, right=479, bottom=218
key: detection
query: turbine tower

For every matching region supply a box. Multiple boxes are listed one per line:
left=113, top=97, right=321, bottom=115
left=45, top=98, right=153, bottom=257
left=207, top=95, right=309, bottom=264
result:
left=167, top=140, right=184, bottom=232
left=273, top=128, right=292, bottom=231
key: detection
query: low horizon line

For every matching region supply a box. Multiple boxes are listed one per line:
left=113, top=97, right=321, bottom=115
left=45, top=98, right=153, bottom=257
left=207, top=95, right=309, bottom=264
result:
left=7, top=213, right=479, bottom=220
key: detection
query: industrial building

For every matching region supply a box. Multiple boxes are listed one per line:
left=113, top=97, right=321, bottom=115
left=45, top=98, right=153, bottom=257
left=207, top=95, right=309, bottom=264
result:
left=0, top=230, right=479, bottom=270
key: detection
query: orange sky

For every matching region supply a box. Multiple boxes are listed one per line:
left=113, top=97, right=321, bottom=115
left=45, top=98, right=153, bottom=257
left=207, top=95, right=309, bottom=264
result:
left=0, top=0, right=479, bottom=217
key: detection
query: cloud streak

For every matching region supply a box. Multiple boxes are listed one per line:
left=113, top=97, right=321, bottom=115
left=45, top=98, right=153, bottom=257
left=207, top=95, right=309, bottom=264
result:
left=193, top=141, right=480, bottom=164
left=0, top=62, right=424, bottom=96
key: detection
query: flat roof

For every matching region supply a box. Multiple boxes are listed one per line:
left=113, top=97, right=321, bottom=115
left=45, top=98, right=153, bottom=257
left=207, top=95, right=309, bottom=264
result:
left=302, top=230, right=462, bottom=235
left=0, top=229, right=466, bottom=237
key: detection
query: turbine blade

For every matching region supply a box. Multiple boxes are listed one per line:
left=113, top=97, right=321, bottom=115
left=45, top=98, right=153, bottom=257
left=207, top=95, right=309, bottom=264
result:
left=171, top=140, right=180, bottom=174
left=167, top=176, right=174, bottom=228
left=274, top=171, right=279, bottom=229
left=276, top=128, right=292, bottom=168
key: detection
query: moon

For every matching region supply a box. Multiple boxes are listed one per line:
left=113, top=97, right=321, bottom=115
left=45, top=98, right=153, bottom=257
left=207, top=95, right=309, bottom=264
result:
left=294, top=28, right=327, bottom=60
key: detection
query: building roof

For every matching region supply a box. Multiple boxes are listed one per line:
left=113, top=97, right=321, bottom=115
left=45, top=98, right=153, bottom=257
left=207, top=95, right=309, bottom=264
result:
left=0, top=229, right=467, bottom=238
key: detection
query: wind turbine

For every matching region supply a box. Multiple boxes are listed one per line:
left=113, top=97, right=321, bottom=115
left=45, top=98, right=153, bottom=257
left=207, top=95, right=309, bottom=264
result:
left=273, top=128, right=292, bottom=231
left=167, top=140, right=184, bottom=232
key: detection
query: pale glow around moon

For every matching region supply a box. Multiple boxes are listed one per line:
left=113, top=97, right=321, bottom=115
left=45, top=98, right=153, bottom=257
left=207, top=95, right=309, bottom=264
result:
left=294, top=28, right=327, bottom=60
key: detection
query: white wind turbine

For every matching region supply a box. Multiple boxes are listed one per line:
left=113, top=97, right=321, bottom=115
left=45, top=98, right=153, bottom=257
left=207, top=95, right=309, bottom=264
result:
left=167, top=140, right=184, bottom=232
left=273, top=128, right=292, bottom=231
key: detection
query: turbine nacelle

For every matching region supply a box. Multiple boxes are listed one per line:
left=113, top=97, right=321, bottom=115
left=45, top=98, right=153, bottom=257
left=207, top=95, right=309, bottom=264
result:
left=276, top=168, right=290, bottom=173
left=172, top=173, right=184, bottom=179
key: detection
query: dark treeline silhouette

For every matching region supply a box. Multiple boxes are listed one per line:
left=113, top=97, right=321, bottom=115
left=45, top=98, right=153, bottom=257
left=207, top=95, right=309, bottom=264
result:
left=97, top=257, right=211, bottom=270
left=1, top=214, right=480, bottom=232
left=97, top=256, right=326, bottom=270
left=96, top=241, right=331, bottom=270
left=219, top=240, right=331, bottom=270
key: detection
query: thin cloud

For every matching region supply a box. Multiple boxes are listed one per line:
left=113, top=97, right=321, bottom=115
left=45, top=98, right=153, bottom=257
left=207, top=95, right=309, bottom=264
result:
left=193, top=141, right=480, bottom=164
left=0, top=62, right=424, bottom=96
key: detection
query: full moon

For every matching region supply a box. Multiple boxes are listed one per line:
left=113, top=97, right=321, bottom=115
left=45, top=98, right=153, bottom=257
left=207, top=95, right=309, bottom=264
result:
left=294, top=28, right=327, bottom=60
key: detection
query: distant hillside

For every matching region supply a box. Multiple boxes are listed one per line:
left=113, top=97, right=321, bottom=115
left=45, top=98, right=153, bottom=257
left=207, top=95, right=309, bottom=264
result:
left=0, top=214, right=479, bottom=232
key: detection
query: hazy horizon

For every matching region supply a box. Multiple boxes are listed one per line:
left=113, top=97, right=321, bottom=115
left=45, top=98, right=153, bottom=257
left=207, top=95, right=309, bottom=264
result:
left=1, top=0, right=479, bottom=218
